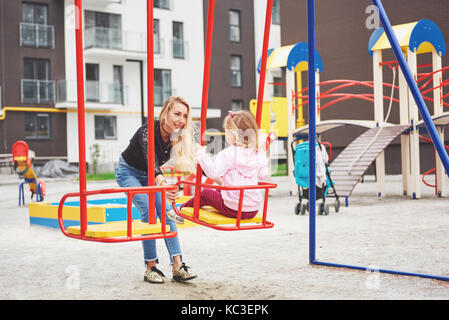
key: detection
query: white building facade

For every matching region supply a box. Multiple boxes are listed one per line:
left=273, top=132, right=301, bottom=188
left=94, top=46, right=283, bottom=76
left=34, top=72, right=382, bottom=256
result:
left=60, top=0, right=218, bottom=170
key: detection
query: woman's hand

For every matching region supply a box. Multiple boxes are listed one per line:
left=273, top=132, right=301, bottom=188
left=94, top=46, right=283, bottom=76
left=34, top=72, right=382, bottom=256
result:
left=161, top=180, right=179, bottom=202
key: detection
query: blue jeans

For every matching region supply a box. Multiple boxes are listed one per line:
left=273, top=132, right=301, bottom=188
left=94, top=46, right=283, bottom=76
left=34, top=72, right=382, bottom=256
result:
left=115, top=155, right=182, bottom=265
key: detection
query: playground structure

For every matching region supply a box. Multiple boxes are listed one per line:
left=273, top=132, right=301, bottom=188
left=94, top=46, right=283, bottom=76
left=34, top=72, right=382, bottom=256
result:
left=12, top=140, right=46, bottom=206
left=55, top=0, right=276, bottom=242
left=304, top=0, right=449, bottom=282
left=255, top=19, right=448, bottom=204
left=251, top=42, right=323, bottom=194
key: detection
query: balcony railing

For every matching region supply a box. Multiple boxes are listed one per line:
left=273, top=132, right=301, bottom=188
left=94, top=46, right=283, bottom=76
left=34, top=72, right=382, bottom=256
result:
left=171, top=39, right=187, bottom=59
left=21, top=79, right=55, bottom=104
left=84, top=26, right=164, bottom=55
left=20, top=23, right=54, bottom=48
left=56, top=80, right=128, bottom=105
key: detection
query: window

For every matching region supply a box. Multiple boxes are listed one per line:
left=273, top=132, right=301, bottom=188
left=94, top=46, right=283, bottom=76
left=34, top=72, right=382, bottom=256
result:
left=230, top=55, right=242, bottom=87
left=85, top=63, right=99, bottom=102
left=21, top=3, right=53, bottom=48
left=22, top=58, right=54, bottom=104
left=273, top=76, right=285, bottom=97
left=23, top=3, right=48, bottom=24
left=25, top=113, right=51, bottom=139
left=172, top=21, right=184, bottom=59
left=154, top=0, right=170, bottom=9
left=229, top=10, right=241, bottom=42
left=154, top=19, right=161, bottom=54
left=85, top=10, right=122, bottom=50
left=272, top=0, right=280, bottom=25
left=95, top=116, right=117, bottom=140
left=231, top=100, right=243, bottom=111
left=154, top=69, right=172, bottom=106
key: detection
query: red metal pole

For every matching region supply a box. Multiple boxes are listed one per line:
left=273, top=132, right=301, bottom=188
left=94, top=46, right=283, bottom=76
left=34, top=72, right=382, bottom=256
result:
left=255, top=0, right=273, bottom=128
left=74, top=0, right=87, bottom=237
left=193, top=0, right=215, bottom=220
left=147, top=0, right=156, bottom=224
left=127, top=192, right=133, bottom=237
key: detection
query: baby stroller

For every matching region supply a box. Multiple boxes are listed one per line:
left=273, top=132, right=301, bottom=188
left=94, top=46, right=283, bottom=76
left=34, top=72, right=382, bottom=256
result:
left=291, top=140, right=340, bottom=215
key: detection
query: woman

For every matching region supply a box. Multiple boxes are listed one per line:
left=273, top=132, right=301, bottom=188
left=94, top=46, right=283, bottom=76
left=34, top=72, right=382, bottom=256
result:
left=115, top=96, right=197, bottom=284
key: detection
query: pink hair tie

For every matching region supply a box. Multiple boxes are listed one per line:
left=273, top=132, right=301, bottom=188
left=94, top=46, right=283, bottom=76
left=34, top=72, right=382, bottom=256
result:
left=228, top=111, right=234, bottom=118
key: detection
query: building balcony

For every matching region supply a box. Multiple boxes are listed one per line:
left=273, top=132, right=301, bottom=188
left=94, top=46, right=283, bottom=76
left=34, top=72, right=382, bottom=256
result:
left=21, top=79, right=55, bottom=104
left=20, top=23, right=54, bottom=49
left=55, top=80, right=128, bottom=110
left=83, top=26, right=164, bottom=59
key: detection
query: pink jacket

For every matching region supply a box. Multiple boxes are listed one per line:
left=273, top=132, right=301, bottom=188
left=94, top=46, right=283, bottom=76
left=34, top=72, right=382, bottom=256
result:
left=195, top=145, right=269, bottom=212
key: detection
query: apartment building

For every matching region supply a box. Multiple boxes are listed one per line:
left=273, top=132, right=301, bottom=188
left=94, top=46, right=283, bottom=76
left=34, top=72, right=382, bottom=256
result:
left=61, top=0, right=217, bottom=169
left=0, top=0, right=280, bottom=171
left=0, top=0, right=66, bottom=161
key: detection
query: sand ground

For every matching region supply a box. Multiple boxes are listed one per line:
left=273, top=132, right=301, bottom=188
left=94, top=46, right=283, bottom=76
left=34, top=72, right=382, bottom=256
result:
left=0, top=173, right=448, bottom=300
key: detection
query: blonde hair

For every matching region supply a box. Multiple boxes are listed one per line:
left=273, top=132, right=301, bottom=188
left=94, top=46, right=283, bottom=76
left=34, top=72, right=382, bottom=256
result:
left=159, top=96, right=196, bottom=173
left=223, top=110, right=259, bottom=150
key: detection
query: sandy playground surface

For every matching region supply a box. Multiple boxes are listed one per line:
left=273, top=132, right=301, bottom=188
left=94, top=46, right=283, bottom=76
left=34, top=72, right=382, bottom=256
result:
left=0, top=174, right=449, bottom=300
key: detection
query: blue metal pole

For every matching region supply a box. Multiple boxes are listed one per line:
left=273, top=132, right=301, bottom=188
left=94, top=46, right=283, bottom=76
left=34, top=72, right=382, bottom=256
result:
left=307, top=0, right=316, bottom=264
left=373, top=0, right=449, bottom=176
left=313, top=260, right=449, bottom=282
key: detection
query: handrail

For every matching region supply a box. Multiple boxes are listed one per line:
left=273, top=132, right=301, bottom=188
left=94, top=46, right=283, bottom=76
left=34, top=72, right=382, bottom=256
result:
left=58, top=184, right=178, bottom=243
left=172, top=180, right=277, bottom=231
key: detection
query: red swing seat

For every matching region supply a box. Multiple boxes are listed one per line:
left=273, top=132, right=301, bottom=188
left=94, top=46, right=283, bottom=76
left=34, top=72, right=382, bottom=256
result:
left=171, top=180, right=277, bottom=231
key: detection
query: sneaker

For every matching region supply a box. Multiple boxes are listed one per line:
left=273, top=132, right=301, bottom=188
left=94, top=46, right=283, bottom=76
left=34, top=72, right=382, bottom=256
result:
left=144, top=266, right=166, bottom=284
left=167, top=208, right=185, bottom=224
left=172, top=262, right=197, bottom=282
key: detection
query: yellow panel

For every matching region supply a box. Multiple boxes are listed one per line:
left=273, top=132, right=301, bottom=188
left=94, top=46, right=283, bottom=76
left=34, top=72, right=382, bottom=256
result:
left=249, top=99, right=271, bottom=134
left=270, top=97, right=288, bottom=138
left=371, top=22, right=417, bottom=52
left=67, top=221, right=172, bottom=238
left=28, top=202, right=106, bottom=223
left=416, top=41, right=434, bottom=54
left=294, top=61, right=309, bottom=73
left=176, top=196, right=192, bottom=204
left=180, top=206, right=262, bottom=225
left=266, top=45, right=295, bottom=69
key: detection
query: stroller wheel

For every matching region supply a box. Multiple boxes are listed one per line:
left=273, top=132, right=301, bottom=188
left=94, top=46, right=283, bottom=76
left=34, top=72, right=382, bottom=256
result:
left=300, top=203, right=307, bottom=215
left=318, top=203, right=324, bottom=215
left=295, top=203, right=301, bottom=215
left=334, top=200, right=340, bottom=213
left=324, top=204, right=330, bottom=215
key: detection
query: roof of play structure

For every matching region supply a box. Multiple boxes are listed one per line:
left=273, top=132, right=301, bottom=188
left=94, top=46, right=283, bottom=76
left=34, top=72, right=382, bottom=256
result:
left=368, top=19, right=446, bottom=56
left=257, top=42, right=323, bottom=73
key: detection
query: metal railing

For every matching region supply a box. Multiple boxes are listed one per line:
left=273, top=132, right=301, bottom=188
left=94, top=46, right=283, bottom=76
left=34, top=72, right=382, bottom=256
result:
left=21, top=79, right=55, bottom=104
left=20, top=23, right=54, bottom=48
left=56, top=80, right=128, bottom=105
left=84, top=26, right=164, bottom=54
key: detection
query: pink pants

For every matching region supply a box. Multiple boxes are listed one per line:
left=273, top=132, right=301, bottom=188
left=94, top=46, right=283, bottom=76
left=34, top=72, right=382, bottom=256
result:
left=180, top=188, right=258, bottom=219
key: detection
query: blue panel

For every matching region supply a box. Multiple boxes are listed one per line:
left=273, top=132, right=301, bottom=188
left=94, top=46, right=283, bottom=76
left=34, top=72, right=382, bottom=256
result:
left=29, top=217, right=102, bottom=229
left=105, top=206, right=141, bottom=222
left=50, top=198, right=129, bottom=206
left=368, top=27, right=385, bottom=56
left=286, top=42, right=323, bottom=72
left=257, top=48, right=274, bottom=74
left=409, top=19, right=446, bottom=56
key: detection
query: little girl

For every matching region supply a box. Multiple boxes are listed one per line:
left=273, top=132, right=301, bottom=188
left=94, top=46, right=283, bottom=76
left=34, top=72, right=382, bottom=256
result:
left=168, top=110, right=269, bottom=224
